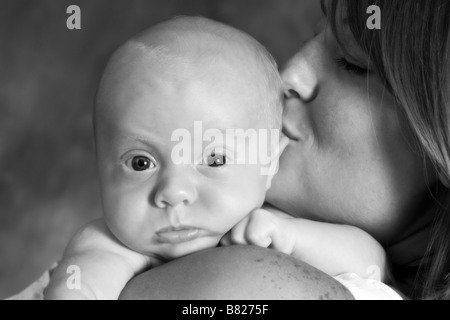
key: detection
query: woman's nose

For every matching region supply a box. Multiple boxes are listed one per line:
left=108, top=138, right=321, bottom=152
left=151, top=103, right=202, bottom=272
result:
left=281, top=49, right=319, bottom=103
left=153, top=167, right=197, bottom=208
left=281, top=16, right=325, bottom=103
left=280, top=38, right=323, bottom=143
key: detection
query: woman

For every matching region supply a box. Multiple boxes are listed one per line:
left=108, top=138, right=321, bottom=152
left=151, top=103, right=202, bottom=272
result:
left=121, top=0, right=450, bottom=300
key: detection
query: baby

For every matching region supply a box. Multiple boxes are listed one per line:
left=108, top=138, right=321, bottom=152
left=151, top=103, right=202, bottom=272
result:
left=45, top=16, right=389, bottom=300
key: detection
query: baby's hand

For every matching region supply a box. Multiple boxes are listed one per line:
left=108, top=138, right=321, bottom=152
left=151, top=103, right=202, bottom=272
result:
left=220, top=207, right=296, bottom=255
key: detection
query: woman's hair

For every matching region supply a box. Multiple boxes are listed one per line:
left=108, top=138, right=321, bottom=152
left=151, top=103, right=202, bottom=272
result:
left=328, top=0, right=450, bottom=299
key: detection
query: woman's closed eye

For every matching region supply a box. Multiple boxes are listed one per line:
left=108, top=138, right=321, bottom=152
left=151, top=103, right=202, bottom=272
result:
left=335, top=57, right=369, bottom=76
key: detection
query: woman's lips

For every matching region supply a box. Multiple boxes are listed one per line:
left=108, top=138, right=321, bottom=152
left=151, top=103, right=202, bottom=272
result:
left=155, top=226, right=201, bottom=244
left=282, top=125, right=298, bottom=142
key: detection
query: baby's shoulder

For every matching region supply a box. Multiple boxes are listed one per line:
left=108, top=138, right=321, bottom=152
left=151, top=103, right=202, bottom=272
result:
left=66, top=219, right=127, bottom=257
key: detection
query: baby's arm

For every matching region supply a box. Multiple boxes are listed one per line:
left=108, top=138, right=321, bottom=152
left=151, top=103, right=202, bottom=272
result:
left=45, top=219, right=154, bottom=300
left=222, top=205, right=387, bottom=281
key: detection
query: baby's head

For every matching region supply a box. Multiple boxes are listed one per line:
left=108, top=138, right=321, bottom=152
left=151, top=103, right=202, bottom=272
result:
left=94, top=16, right=286, bottom=260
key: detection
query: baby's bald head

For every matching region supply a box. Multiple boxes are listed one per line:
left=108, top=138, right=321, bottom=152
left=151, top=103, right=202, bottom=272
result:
left=94, top=16, right=283, bottom=142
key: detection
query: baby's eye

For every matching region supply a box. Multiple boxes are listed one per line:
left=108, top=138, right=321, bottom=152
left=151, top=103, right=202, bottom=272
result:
left=206, top=150, right=227, bottom=168
left=127, top=156, right=156, bottom=171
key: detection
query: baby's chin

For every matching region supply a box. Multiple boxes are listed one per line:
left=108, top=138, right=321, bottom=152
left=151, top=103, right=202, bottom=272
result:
left=136, top=234, right=222, bottom=262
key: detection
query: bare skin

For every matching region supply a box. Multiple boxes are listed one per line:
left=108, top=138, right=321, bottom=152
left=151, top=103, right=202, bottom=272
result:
left=119, top=245, right=353, bottom=300
left=119, top=4, right=436, bottom=300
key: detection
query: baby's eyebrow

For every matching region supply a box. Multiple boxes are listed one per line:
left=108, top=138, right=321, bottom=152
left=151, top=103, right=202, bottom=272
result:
left=117, top=133, right=158, bottom=147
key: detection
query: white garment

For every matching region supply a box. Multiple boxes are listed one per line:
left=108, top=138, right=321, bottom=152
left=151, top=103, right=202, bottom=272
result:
left=334, top=273, right=403, bottom=300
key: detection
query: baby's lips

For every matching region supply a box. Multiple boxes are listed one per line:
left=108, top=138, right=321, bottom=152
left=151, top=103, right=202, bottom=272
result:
left=155, top=227, right=200, bottom=244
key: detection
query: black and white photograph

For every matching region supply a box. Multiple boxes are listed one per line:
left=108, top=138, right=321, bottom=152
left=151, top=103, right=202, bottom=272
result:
left=1, top=0, right=449, bottom=302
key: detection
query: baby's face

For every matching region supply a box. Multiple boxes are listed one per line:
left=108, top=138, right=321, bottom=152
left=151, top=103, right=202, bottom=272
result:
left=96, top=49, right=277, bottom=260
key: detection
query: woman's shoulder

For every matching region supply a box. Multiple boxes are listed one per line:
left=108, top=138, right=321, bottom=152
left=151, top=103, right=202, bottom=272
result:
left=120, top=245, right=354, bottom=300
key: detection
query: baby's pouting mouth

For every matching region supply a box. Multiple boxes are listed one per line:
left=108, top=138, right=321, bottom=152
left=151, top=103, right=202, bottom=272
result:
left=155, top=226, right=201, bottom=244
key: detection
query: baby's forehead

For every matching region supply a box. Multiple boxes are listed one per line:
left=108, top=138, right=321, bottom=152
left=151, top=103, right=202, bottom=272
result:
left=122, top=18, right=270, bottom=71
left=105, top=31, right=268, bottom=100
left=123, top=34, right=249, bottom=71
left=95, top=18, right=282, bottom=133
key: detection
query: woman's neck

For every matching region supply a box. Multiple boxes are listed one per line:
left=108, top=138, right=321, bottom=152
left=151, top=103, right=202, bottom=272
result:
left=386, top=190, right=439, bottom=267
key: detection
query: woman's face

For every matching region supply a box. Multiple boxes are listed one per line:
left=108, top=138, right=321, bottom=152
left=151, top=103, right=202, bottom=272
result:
left=267, top=15, right=435, bottom=245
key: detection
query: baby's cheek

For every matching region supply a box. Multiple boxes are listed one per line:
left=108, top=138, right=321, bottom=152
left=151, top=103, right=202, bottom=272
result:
left=103, top=188, right=147, bottom=241
left=103, top=198, right=129, bottom=238
left=238, top=170, right=269, bottom=207
left=201, top=177, right=266, bottom=230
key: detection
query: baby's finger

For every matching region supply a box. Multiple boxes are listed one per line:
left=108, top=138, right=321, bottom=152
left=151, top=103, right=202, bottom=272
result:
left=269, top=232, right=292, bottom=255
left=229, top=216, right=251, bottom=245
left=246, top=232, right=272, bottom=248
left=245, top=213, right=274, bottom=248
left=219, top=231, right=232, bottom=246
left=257, top=215, right=294, bottom=255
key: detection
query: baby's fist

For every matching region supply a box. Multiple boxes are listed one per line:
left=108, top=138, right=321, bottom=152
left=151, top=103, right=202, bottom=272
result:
left=221, top=208, right=295, bottom=255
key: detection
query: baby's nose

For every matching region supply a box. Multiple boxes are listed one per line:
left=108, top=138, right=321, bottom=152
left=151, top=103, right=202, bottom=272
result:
left=153, top=168, right=197, bottom=208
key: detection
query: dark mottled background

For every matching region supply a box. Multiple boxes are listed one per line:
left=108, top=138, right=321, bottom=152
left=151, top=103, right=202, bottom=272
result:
left=0, top=0, right=321, bottom=298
